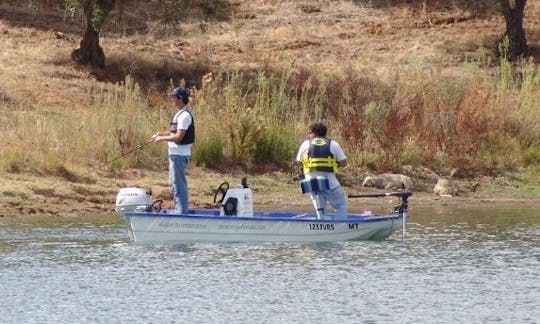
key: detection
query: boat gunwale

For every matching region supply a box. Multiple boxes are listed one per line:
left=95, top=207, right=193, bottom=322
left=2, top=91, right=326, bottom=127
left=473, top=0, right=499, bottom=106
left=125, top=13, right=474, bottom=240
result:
left=124, top=209, right=405, bottom=223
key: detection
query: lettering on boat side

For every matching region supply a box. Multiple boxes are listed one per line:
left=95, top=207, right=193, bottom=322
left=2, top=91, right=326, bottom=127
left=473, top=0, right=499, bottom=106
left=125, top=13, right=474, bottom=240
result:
left=309, top=223, right=335, bottom=231
left=348, top=223, right=359, bottom=229
left=158, top=222, right=208, bottom=229
left=218, top=224, right=266, bottom=231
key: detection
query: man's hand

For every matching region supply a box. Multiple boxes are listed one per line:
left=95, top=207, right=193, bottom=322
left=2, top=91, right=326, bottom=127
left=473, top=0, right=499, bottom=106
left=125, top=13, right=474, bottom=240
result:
left=151, top=132, right=161, bottom=143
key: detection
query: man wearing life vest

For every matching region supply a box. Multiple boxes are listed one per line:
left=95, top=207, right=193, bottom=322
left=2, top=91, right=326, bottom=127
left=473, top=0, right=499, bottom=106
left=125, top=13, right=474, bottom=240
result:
left=151, top=87, right=195, bottom=214
left=296, top=122, right=347, bottom=219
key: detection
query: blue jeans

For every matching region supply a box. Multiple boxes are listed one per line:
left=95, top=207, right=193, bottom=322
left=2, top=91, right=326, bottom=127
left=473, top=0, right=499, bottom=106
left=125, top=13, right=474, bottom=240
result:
left=169, top=155, right=190, bottom=214
left=310, top=185, right=347, bottom=220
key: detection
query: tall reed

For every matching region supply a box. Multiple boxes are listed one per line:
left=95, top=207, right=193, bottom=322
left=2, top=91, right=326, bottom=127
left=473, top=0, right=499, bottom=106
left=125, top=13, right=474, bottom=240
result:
left=1, top=57, right=539, bottom=177
left=192, top=70, right=302, bottom=170
left=0, top=76, right=160, bottom=175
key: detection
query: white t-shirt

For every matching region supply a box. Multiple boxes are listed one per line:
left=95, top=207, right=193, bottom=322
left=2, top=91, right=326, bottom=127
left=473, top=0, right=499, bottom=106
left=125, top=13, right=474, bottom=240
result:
left=168, top=108, right=193, bottom=156
left=295, top=138, right=346, bottom=189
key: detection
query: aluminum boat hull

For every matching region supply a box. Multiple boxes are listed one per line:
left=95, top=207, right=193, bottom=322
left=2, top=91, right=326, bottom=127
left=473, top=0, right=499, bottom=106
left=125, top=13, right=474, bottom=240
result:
left=122, top=209, right=405, bottom=243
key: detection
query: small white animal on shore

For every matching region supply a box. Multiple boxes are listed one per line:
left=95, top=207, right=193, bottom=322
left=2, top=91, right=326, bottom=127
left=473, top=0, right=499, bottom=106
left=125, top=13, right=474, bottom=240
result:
left=362, top=173, right=414, bottom=190
left=433, top=178, right=455, bottom=197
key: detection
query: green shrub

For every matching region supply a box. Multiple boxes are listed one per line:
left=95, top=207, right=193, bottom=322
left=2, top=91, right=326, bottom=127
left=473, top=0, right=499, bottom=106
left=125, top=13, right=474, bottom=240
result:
left=523, top=147, right=540, bottom=167
left=2, top=54, right=539, bottom=178
left=192, top=133, right=224, bottom=168
left=253, top=125, right=297, bottom=168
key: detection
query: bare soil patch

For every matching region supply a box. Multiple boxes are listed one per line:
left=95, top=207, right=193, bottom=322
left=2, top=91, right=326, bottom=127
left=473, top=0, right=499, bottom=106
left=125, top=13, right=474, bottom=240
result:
left=1, top=167, right=539, bottom=218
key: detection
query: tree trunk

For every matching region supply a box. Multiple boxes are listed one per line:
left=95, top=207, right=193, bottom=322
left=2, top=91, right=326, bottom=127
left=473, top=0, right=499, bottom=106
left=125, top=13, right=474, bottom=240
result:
left=71, top=24, right=106, bottom=68
left=71, top=0, right=115, bottom=69
left=499, top=0, right=529, bottom=60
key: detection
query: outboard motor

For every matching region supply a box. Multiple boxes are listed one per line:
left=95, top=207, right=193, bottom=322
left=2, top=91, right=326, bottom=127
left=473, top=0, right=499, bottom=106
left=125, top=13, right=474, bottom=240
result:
left=115, top=187, right=152, bottom=217
left=219, top=178, right=253, bottom=217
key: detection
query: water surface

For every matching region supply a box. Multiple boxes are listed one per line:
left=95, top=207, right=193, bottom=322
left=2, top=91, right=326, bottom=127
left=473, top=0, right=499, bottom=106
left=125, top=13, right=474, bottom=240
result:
left=0, top=207, right=538, bottom=323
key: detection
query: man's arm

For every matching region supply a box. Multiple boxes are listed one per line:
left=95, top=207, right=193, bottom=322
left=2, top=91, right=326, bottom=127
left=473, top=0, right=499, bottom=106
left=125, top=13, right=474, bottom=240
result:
left=152, top=129, right=185, bottom=143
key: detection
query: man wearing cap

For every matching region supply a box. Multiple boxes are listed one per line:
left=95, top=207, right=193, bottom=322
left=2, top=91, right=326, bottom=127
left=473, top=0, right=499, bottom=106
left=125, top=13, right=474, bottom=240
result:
left=151, top=87, right=195, bottom=214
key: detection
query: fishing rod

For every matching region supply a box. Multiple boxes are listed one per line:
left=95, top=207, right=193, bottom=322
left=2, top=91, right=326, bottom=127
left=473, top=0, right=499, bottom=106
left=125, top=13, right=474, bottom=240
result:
left=105, top=139, right=154, bottom=166
left=81, top=98, right=172, bottom=177
left=76, top=138, right=154, bottom=179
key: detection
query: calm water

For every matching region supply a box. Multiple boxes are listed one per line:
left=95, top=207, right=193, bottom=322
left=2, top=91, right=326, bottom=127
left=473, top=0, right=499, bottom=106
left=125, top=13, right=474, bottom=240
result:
left=0, top=206, right=539, bottom=324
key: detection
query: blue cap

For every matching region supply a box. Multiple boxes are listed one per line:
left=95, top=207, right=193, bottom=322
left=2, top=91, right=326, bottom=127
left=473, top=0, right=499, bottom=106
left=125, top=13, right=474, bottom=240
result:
left=169, top=87, right=190, bottom=99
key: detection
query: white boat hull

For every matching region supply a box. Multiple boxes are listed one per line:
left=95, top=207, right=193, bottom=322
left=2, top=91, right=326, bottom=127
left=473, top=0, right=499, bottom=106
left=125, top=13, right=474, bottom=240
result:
left=123, top=210, right=405, bottom=243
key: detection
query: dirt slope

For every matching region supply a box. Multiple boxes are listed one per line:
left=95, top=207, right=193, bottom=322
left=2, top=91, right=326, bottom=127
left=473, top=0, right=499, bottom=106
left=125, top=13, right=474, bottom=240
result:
left=1, top=1, right=539, bottom=217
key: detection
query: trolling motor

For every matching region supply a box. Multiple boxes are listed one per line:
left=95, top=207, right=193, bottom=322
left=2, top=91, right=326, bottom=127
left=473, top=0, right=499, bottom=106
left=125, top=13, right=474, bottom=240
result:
left=348, top=191, right=412, bottom=214
left=392, top=191, right=412, bottom=214
left=214, top=177, right=253, bottom=217
left=348, top=190, right=413, bottom=241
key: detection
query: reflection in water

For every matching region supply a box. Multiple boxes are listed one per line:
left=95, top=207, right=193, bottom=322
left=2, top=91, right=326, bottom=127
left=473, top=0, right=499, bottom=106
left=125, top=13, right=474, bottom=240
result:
left=0, top=208, right=538, bottom=323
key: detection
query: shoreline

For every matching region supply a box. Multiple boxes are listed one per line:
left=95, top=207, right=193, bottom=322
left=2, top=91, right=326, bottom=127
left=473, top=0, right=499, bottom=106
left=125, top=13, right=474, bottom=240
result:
left=2, top=168, right=540, bottom=218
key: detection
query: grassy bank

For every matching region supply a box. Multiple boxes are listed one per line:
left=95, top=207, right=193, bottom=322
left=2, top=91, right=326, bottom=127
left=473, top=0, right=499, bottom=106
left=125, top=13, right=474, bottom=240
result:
left=1, top=56, right=539, bottom=179
left=1, top=1, right=540, bottom=218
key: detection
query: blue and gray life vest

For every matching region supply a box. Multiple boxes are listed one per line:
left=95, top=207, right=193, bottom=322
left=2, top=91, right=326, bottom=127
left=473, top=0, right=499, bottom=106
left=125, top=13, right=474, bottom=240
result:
left=170, top=108, right=195, bottom=145
left=301, top=137, right=338, bottom=174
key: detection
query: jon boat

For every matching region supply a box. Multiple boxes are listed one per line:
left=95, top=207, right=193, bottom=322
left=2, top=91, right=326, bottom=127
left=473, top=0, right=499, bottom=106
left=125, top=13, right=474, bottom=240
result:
left=115, top=177, right=412, bottom=244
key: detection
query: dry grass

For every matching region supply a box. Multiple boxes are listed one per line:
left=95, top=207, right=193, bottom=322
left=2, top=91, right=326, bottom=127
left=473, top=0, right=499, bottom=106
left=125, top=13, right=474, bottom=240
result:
left=1, top=1, right=540, bottom=216
left=2, top=1, right=538, bottom=102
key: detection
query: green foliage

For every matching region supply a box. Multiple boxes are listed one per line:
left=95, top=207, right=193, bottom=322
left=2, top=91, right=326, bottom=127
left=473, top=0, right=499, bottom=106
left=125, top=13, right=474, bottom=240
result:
left=0, top=0, right=534, bottom=179
left=400, top=139, right=422, bottom=166
left=2, top=53, right=539, bottom=177
left=506, top=58, right=540, bottom=149
left=253, top=126, right=296, bottom=168
left=89, top=2, right=113, bottom=31
left=192, top=133, right=224, bottom=168
left=523, top=146, right=540, bottom=167
left=193, top=69, right=301, bottom=169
